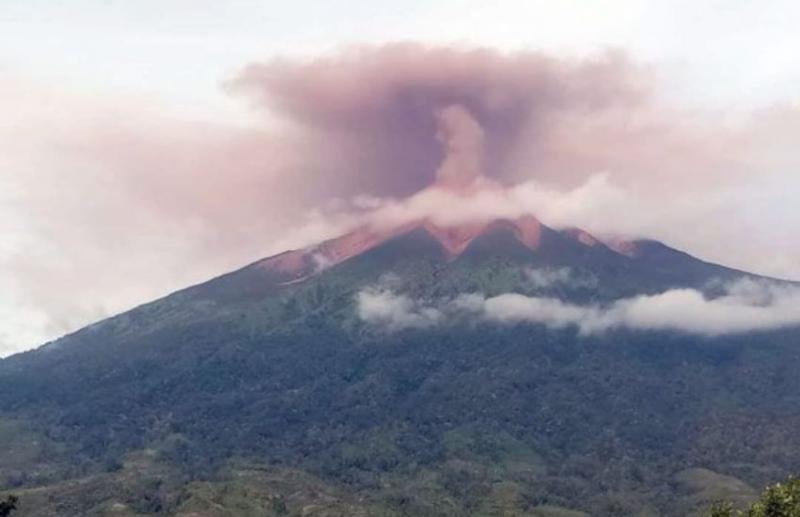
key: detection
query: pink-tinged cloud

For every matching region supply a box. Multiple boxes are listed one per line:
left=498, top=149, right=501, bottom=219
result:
left=229, top=43, right=651, bottom=196
left=433, top=104, right=485, bottom=188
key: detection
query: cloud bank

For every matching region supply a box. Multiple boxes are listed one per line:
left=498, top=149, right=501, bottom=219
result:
left=356, top=278, right=800, bottom=336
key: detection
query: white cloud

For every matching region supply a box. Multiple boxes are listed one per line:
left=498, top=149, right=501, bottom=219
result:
left=599, top=279, right=800, bottom=335
left=357, top=279, right=800, bottom=336
left=302, top=172, right=733, bottom=247
left=356, top=287, right=442, bottom=331
left=478, top=293, right=594, bottom=329
left=524, top=267, right=597, bottom=290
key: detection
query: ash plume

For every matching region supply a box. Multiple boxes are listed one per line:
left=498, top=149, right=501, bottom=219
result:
left=230, top=43, right=649, bottom=196
left=433, top=104, right=486, bottom=188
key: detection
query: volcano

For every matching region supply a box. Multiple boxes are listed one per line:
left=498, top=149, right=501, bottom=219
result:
left=2, top=201, right=800, bottom=516
left=2, top=104, right=800, bottom=516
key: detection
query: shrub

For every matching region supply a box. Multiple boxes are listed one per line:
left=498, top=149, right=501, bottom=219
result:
left=710, top=477, right=800, bottom=516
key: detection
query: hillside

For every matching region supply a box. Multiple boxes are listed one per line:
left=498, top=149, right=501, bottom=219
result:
left=2, top=219, right=800, bottom=516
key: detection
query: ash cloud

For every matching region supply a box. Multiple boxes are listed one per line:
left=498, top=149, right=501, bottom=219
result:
left=230, top=43, right=650, bottom=196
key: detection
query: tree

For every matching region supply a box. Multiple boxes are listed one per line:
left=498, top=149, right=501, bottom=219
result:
left=709, top=476, right=800, bottom=516
left=0, top=495, right=18, bottom=517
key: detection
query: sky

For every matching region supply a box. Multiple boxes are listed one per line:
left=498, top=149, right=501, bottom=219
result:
left=1, top=0, right=800, bottom=356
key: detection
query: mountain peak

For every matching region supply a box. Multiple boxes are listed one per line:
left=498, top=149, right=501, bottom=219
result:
left=421, top=214, right=543, bottom=258
left=255, top=211, right=639, bottom=287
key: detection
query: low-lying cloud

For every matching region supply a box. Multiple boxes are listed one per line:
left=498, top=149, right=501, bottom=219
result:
left=284, top=170, right=752, bottom=256
left=357, top=287, right=442, bottom=331
left=356, top=278, right=800, bottom=336
left=523, top=267, right=598, bottom=290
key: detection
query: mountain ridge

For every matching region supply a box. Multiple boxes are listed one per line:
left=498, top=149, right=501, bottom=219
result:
left=1, top=210, right=777, bottom=369
left=2, top=207, right=800, bottom=516
left=248, top=211, right=759, bottom=294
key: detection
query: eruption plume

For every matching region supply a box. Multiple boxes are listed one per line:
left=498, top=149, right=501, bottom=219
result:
left=433, top=104, right=486, bottom=189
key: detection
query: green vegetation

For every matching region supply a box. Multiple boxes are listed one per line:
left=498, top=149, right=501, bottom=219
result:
left=709, top=477, right=800, bottom=516
left=0, top=228, right=799, bottom=515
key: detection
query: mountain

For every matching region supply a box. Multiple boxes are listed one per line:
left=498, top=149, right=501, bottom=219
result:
left=2, top=215, right=800, bottom=516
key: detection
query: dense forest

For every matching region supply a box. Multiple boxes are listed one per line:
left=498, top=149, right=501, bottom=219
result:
left=2, top=227, right=799, bottom=515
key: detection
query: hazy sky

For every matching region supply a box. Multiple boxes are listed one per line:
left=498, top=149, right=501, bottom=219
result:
left=2, top=1, right=800, bottom=356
